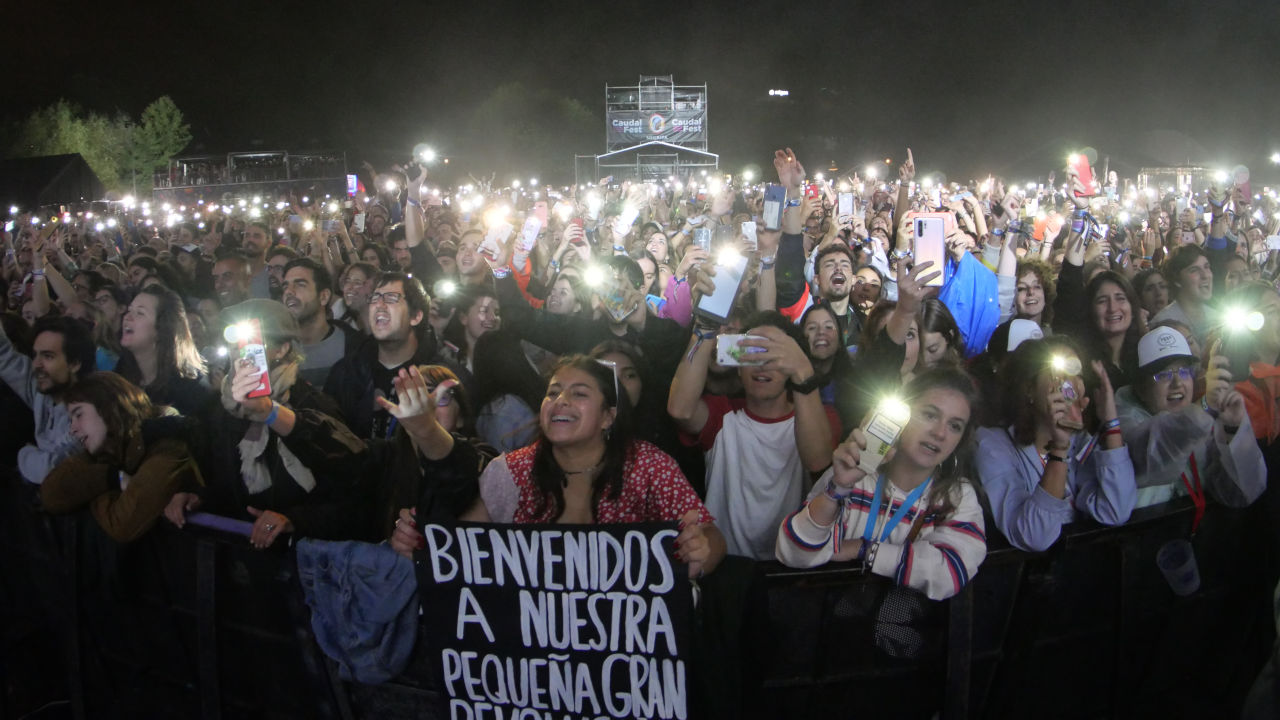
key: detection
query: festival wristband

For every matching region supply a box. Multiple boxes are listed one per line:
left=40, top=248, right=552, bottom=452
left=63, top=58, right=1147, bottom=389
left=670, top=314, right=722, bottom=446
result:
left=824, top=479, right=856, bottom=501
left=264, top=401, right=280, bottom=427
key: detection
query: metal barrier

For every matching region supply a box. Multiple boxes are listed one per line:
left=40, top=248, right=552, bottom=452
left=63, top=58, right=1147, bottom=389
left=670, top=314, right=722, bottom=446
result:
left=1, top=471, right=1275, bottom=719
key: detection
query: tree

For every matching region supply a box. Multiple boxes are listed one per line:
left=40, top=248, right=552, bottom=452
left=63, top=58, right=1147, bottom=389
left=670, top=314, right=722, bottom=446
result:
left=3, top=96, right=190, bottom=194
left=126, top=96, right=192, bottom=184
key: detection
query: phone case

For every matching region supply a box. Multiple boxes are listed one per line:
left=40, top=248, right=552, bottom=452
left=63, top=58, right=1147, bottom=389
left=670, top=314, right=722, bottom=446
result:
left=517, top=217, right=542, bottom=253
left=858, top=406, right=907, bottom=475
left=762, top=185, right=786, bottom=231
left=236, top=319, right=272, bottom=399
left=740, top=221, right=757, bottom=252
left=913, top=217, right=947, bottom=287
left=838, top=193, right=854, bottom=217
left=692, top=227, right=712, bottom=252
left=695, top=252, right=749, bottom=323
left=715, top=334, right=767, bottom=366
left=1069, top=155, right=1095, bottom=198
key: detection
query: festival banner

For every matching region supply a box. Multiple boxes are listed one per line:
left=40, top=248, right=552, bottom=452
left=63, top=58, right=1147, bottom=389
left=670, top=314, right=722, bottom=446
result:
left=606, top=110, right=707, bottom=146
left=416, top=522, right=693, bottom=720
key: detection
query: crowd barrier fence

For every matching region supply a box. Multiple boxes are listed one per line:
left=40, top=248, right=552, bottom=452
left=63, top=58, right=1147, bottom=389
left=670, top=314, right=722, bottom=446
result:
left=1, top=472, right=1275, bottom=719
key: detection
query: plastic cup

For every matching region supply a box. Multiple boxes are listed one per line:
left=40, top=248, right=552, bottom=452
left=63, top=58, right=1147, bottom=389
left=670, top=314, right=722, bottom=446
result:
left=1156, top=539, right=1200, bottom=596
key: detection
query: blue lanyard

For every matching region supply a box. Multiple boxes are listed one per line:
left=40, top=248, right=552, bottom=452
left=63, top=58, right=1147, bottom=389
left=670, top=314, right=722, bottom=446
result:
left=861, top=473, right=932, bottom=544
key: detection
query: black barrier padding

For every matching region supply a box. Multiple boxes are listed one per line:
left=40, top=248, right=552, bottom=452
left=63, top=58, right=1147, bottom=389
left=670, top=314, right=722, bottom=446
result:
left=2, top=469, right=1277, bottom=720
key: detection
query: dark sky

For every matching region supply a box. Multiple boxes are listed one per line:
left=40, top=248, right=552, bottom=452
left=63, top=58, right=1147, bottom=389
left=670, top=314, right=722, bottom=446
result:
left=10, top=0, right=1280, bottom=185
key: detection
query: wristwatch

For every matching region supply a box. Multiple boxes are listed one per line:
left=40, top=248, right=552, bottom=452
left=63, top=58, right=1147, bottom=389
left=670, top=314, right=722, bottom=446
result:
left=786, top=374, right=822, bottom=395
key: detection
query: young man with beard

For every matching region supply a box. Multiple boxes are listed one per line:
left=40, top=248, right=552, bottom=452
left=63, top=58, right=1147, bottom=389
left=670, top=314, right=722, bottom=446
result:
left=667, top=311, right=837, bottom=560
left=0, top=315, right=96, bottom=483
left=281, top=258, right=362, bottom=387
left=241, top=220, right=275, bottom=299
left=323, top=272, right=439, bottom=440
left=1151, top=245, right=1215, bottom=345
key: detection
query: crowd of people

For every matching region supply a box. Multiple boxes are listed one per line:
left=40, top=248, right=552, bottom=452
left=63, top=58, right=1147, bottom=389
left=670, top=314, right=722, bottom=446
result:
left=3, top=145, right=1280, bottom=696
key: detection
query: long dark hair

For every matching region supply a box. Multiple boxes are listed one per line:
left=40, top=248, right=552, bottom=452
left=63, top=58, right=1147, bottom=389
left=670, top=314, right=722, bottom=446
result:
left=529, top=355, right=635, bottom=521
left=1080, top=270, right=1144, bottom=376
left=115, top=285, right=206, bottom=389
left=442, top=285, right=498, bottom=359
left=996, top=336, right=1094, bottom=446
left=894, top=366, right=980, bottom=517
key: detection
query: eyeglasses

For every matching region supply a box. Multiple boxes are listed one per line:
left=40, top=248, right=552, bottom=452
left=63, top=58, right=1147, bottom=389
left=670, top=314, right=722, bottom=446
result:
left=1152, top=366, right=1196, bottom=383
left=267, top=264, right=287, bottom=275
left=368, top=291, right=403, bottom=305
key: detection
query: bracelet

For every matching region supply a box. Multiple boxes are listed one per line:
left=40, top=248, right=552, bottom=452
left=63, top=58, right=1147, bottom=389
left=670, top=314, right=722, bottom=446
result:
left=693, top=325, right=718, bottom=341
left=991, top=228, right=1005, bottom=237
left=1223, top=424, right=1240, bottom=435
left=864, top=541, right=880, bottom=569
left=1201, top=396, right=1220, bottom=419
left=759, top=255, right=776, bottom=270
left=490, top=266, right=511, bottom=279
left=1045, top=453, right=1066, bottom=464
left=406, top=198, right=421, bottom=207
left=264, top=401, right=280, bottom=427
left=856, top=539, right=869, bottom=561
left=31, top=269, right=45, bottom=277
left=613, top=244, right=625, bottom=252
left=824, top=479, right=855, bottom=502
left=1102, top=417, right=1121, bottom=431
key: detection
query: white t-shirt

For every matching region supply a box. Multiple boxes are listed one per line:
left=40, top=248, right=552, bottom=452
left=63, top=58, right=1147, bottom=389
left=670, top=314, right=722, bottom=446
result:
left=689, top=395, right=807, bottom=560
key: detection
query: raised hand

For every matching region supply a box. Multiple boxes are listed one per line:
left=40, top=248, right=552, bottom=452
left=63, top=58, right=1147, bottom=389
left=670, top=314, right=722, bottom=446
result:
left=773, top=148, right=806, bottom=189
left=899, top=148, right=916, bottom=184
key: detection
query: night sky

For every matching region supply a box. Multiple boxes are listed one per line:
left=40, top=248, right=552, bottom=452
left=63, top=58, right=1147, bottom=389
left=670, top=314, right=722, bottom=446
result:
left=10, top=0, right=1280, bottom=185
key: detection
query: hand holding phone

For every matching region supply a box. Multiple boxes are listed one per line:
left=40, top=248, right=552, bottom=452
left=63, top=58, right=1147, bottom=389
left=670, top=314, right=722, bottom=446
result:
left=716, top=334, right=767, bottom=366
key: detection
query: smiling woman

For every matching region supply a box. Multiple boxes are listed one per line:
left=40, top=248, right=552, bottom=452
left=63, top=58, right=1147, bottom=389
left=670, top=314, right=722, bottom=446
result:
left=469, top=355, right=727, bottom=580
left=777, top=367, right=987, bottom=601
left=41, top=372, right=202, bottom=544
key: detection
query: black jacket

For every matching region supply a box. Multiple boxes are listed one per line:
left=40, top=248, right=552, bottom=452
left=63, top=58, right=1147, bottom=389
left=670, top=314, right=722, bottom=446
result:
left=199, top=380, right=367, bottom=540
left=322, top=326, right=439, bottom=440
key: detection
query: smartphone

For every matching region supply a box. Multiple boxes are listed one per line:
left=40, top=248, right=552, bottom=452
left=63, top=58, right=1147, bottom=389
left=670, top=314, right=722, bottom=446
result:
left=481, top=221, right=513, bottom=259
left=715, top=334, right=767, bottom=366
left=517, top=216, right=542, bottom=253
left=952, top=190, right=974, bottom=203
left=235, top=319, right=272, bottom=399
left=692, top=227, right=712, bottom=252
left=1175, top=196, right=1189, bottom=214
left=1068, top=153, right=1095, bottom=198
left=645, top=293, right=667, bottom=314
left=858, top=400, right=910, bottom=476
left=762, top=185, right=786, bottom=231
left=352, top=213, right=366, bottom=233
left=1180, top=231, right=1197, bottom=245
left=804, top=183, right=821, bottom=200
left=600, top=276, right=638, bottom=323
left=913, top=217, right=947, bottom=286
left=694, top=250, right=749, bottom=324
left=740, top=221, right=757, bottom=252
left=837, top=192, right=854, bottom=217
left=346, top=174, right=359, bottom=197
left=322, top=219, right=340, bottom=233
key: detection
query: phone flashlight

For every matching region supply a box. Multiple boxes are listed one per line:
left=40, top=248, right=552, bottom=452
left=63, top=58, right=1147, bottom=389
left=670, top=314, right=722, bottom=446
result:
left=716, top=246, right=741, bottom=266
left=216, top=345, right=229, bottom=358
left=223, top=322, right=250, bottom=344
left=1223, top=306, right=1265, bottom=332
left=583, top=265, right=606, bottom=288
left=435, top=279, right=457, bottom=298
left=858, top=396, right=912, bottom=475
left=1050, top=354, right=1083, bottom=377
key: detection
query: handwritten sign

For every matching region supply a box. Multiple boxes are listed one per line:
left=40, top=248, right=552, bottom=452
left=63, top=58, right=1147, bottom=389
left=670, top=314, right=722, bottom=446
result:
left=416, top=522, right=692, bottom=720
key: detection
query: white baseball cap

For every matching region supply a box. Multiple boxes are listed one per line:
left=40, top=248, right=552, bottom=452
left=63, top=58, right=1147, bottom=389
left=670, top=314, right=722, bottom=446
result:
left=1137, top=326, right=1192, bottom=369
left=1007, top=318, right=1044, bottom=353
